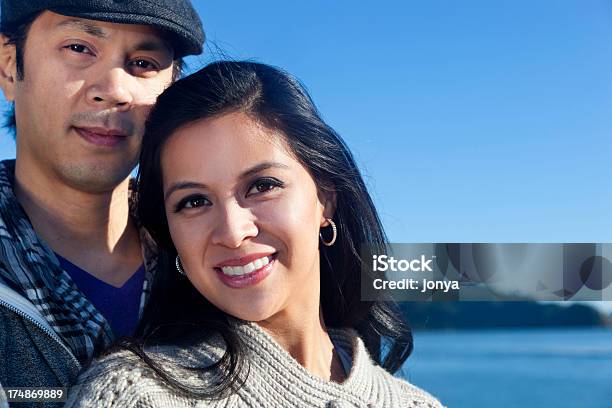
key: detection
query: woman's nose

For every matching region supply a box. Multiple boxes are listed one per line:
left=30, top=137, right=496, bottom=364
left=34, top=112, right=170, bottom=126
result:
left=211, top=200, right=258, bottom=248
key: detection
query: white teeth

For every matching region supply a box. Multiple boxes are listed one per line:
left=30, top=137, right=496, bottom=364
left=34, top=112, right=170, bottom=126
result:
left=220, top=255, right=272, bottom=276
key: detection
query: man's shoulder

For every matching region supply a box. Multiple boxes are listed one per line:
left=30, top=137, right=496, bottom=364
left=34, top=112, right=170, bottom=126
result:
left=0, top=303, right=80, bottom=389
left=0, top=301, right=40, bottom=346
left=0, top=159, right=15, bottom=173
left=0, top=159, right=15, bottom=191
left=0, top=159, right=28, bottom=230
left=0, top=159, right=17, bottom=208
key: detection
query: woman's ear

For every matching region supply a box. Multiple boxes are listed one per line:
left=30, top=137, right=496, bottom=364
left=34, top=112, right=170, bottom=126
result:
left=0, top=35, right=17, bottom=101
left=319, top=189, right=337, bottom=227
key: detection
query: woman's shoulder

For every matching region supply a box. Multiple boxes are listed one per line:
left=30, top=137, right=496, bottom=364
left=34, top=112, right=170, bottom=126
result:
left=329, top=328, right=445, bottom=408
left=65, top=349, right=158, bottom=407
left=376, top=368, right=445, bottom=408
left=65, top=338, right=228, bottom=408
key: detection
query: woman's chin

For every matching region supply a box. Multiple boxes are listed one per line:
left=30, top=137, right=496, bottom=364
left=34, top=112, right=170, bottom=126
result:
left=216, top=305, right=276, bottom=323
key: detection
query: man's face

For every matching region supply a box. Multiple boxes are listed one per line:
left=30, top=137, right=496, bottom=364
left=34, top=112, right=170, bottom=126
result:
left=5, top=11, right=175, bottom=192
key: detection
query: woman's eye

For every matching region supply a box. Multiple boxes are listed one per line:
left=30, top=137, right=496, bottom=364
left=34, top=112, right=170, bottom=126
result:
left=175, top=196, right=211, bottom=212
left=247, top=178, right=283, bottom=196
left=184, top=198, right=206, bottom=208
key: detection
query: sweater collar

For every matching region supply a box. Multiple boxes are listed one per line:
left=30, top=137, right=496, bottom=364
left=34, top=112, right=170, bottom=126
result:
left=231, top=319, right=379, bottom=401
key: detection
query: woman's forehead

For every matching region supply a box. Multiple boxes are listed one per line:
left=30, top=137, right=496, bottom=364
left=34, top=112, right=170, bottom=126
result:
left=160, top=113, right=302, bottom=183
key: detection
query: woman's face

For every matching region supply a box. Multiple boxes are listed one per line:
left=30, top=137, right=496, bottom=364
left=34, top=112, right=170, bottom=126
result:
left=161, top=112, right=335, bottom=322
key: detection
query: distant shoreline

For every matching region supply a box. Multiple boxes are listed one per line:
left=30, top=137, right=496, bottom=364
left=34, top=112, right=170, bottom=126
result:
left=400, top=301, right=612, bottom=330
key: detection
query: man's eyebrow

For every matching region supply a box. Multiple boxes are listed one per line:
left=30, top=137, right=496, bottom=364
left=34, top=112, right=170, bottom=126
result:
left=56, top=19, right=107, bottom=38
left=164, top=162, right=289, bottom=201
left=56, top=19, right=173, bottom=56
left=164, top=181, right=208, bottom=201
left=133, top=40, right=173, bottom=56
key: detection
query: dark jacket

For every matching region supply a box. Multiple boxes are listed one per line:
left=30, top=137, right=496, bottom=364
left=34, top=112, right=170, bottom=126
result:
left=0, top=160, right=157, bottom=408
left=0, top=284, right=81, bottom=408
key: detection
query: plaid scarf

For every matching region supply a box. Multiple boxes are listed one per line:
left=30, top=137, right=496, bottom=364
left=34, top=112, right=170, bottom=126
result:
left=0, top=159, right=156, bottom=364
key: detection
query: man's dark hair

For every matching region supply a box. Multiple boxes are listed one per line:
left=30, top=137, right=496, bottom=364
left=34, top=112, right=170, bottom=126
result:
left=2, top=12, right=184, bottom=136
left=1, top=12, right=37, bottom=81
left=1, top=12, right=39, bottom=134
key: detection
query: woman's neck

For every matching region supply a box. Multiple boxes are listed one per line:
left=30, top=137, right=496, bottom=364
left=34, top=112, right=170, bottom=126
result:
left=257, top=308, right=346, bottom=383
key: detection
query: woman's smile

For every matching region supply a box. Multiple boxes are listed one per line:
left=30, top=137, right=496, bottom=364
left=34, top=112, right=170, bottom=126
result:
left=214, top=252, right=278, bottom=289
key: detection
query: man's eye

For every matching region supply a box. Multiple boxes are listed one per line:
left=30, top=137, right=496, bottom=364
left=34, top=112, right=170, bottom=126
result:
left=64, top=43, right=93, bottom=55
left=129, top=59, right=159, bottom=71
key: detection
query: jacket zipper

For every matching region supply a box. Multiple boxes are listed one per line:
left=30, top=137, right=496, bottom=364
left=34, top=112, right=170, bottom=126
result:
left=0, top=296, right=81, bottom=369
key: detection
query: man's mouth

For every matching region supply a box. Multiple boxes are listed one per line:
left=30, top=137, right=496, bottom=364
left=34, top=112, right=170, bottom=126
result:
left=74, top=126, right=128, bottom=148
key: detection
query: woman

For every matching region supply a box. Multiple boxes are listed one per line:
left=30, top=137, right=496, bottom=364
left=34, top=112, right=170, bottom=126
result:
left=66, top=61, right=443, bottom=408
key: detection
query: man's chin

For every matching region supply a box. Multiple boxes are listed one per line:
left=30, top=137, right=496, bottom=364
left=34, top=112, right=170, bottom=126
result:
left=57, top=161, right=137, bottom=194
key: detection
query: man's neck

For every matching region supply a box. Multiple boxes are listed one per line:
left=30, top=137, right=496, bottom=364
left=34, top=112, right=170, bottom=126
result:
left=14, top=161, right=142, bottom=287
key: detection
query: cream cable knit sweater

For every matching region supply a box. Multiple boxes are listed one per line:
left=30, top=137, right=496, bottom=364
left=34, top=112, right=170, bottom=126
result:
left=66, top=320, right=444, bottom=408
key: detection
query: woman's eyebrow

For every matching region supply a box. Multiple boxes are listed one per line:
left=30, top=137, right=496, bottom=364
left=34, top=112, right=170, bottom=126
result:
left=239, top=162, right=289, bottom=180
left=164, top=181, right=207, bottom=201
left=164, top=162, right=289, bottom=201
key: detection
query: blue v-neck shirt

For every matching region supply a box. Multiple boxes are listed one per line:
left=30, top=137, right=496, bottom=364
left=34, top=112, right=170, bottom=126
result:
left=56, top=253, right=144, bottom=338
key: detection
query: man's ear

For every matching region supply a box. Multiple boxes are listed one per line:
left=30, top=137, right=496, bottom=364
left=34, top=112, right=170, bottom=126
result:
left=320, top=189, right=337, bottom=227
left=0, top=34, right=17, bottom=101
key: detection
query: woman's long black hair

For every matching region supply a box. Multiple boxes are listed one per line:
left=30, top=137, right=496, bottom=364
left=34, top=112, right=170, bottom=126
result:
left=129, top=61, right=413, bottom=397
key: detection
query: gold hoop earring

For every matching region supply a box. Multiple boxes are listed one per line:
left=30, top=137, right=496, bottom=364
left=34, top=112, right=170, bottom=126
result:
left=175, top=255, right=186, bottom=276
left=319, top=218, right=337, bottom=247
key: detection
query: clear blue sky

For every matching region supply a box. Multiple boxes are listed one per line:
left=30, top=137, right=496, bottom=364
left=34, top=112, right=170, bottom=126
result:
left=1, top=0, right=611, bottom=243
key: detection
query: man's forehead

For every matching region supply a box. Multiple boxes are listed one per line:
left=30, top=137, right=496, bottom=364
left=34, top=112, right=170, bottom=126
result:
left=1, top=0, right=203, bottom=57
left=35, top=11, right=172, bottom=49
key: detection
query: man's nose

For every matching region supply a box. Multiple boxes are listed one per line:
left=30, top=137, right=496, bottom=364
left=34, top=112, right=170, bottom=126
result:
left=86, top=67, right=135, bottom=110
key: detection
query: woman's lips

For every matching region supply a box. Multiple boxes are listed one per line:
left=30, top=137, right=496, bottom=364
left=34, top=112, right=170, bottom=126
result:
left=215, top=252, right=275, bottom=267
left=74, top=127, right=127, bottom=148
left=215, top=254, right=276, bottom=289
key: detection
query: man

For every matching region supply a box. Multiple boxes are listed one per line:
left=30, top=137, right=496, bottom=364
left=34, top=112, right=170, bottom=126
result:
left=0, top=0, right=203, bottom=404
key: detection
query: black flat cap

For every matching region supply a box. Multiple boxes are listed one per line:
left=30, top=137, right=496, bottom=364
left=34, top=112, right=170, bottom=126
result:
left=0, top=0, right=204, bottom=57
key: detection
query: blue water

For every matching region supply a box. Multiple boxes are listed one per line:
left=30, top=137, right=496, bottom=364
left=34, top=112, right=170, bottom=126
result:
left=401, top=328, right=612, bottom=408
